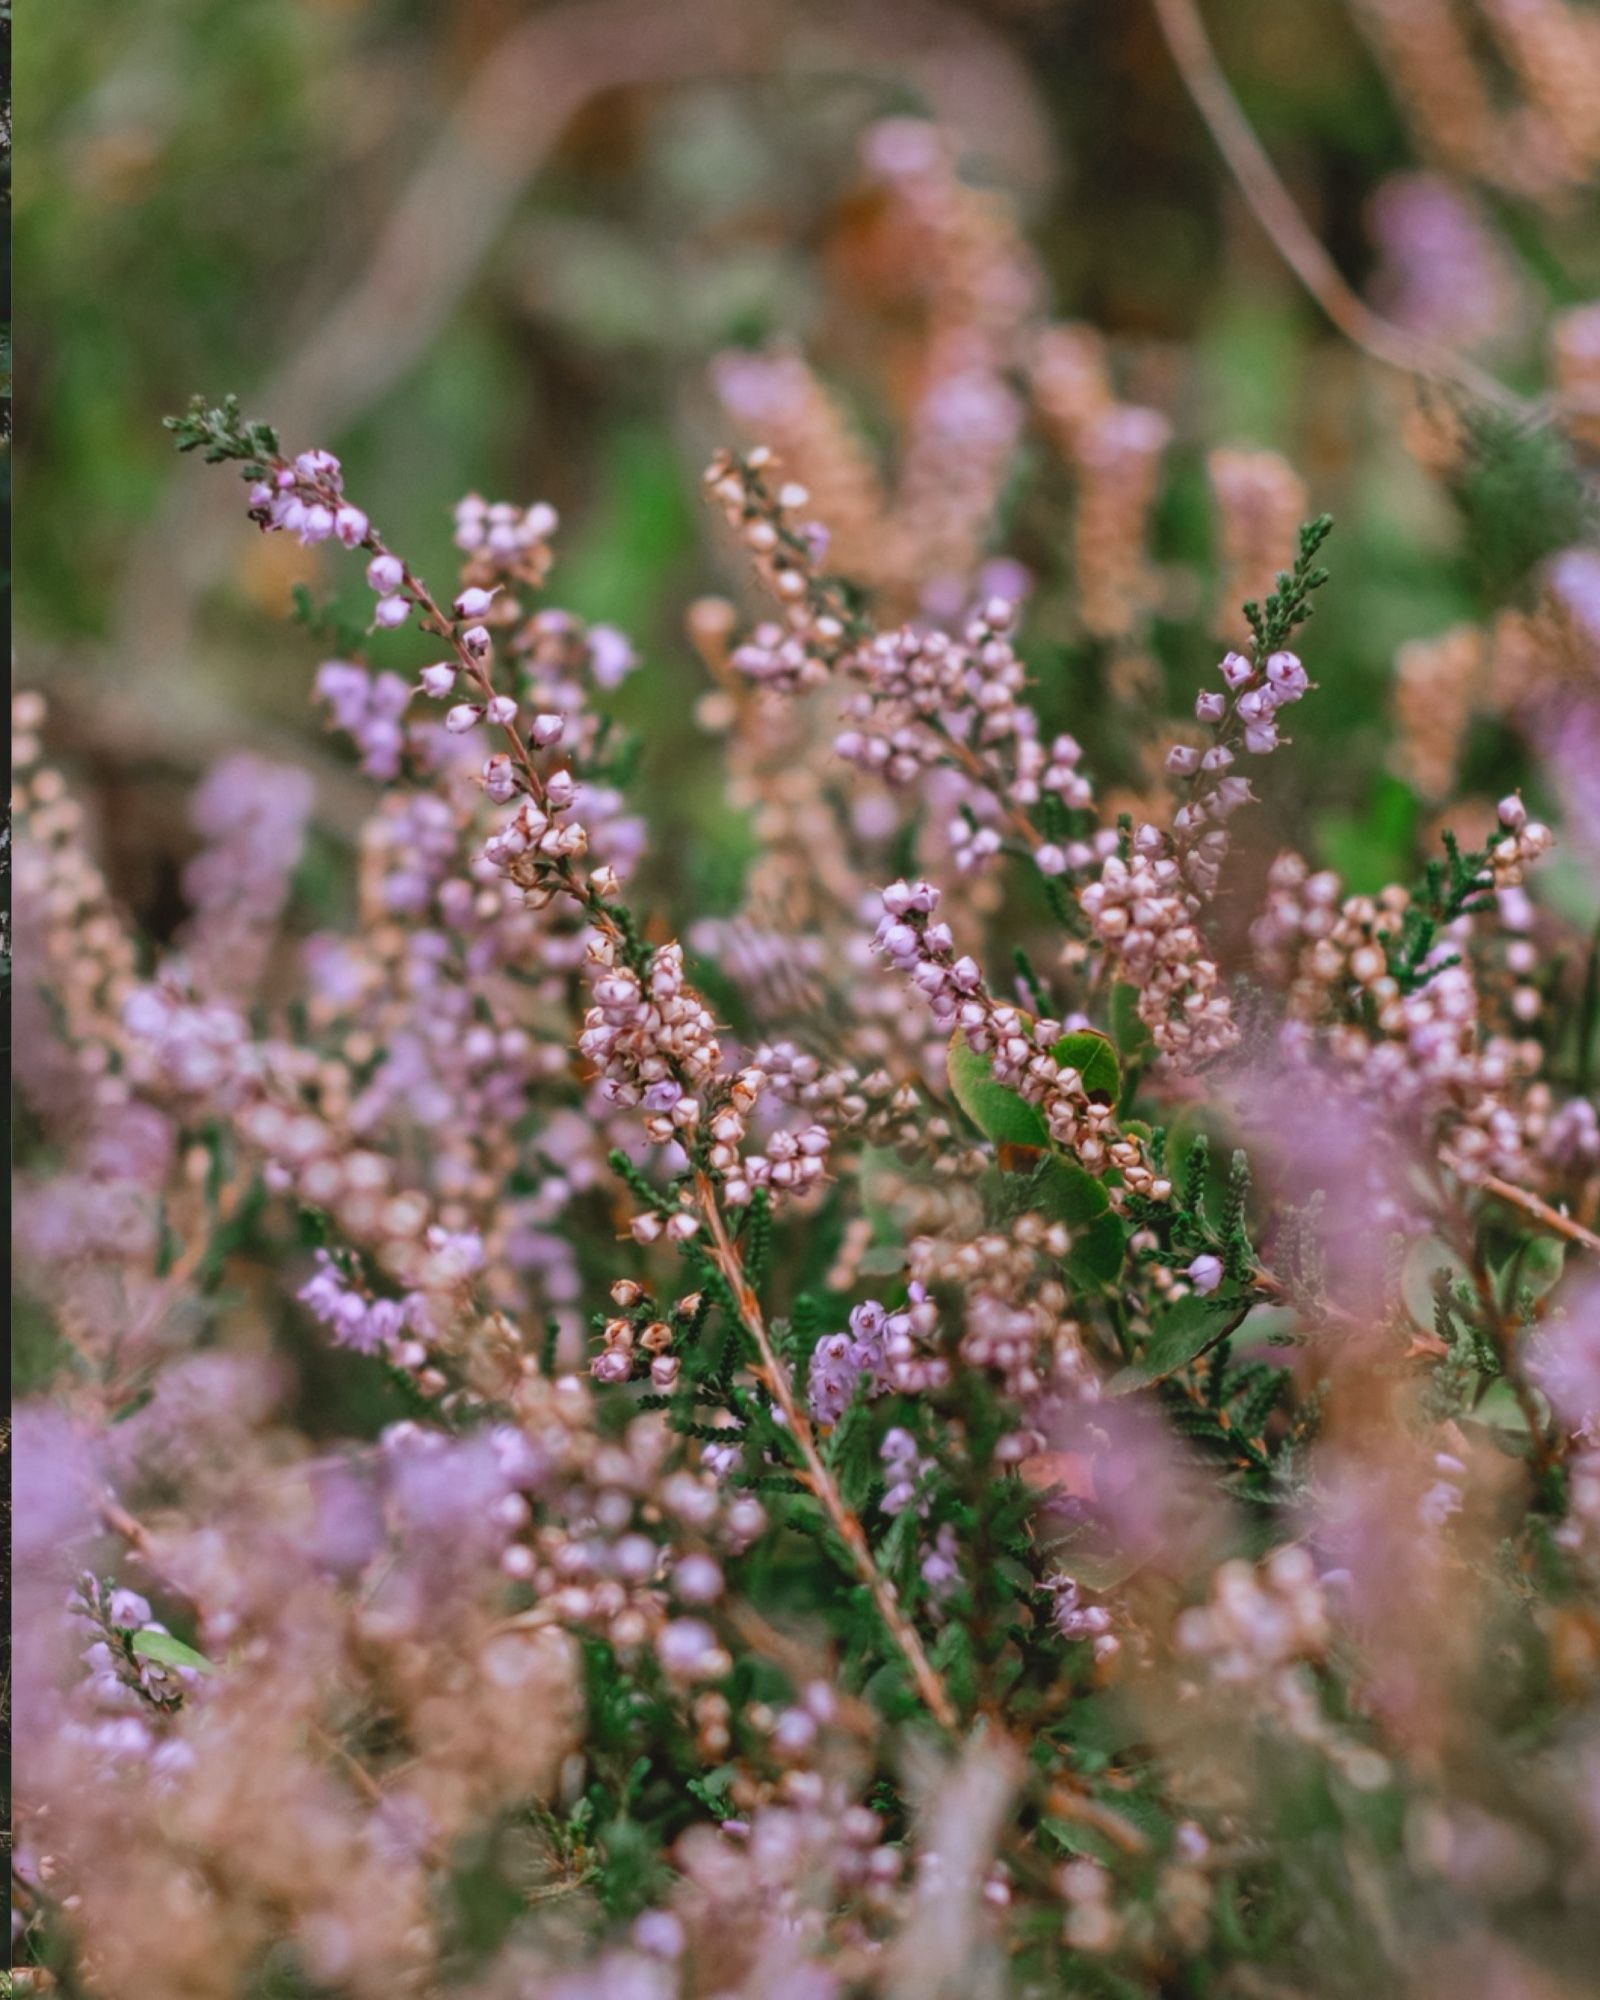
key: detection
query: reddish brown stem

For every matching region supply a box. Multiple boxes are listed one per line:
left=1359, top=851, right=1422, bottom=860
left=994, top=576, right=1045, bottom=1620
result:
left=693, top=1173, right=960, bottom=1732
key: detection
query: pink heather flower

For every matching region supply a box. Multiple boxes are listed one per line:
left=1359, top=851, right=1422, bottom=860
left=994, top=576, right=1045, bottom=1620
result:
left=366, top=553, right=403, bottom=593
left=373, top=595, right=410, bottom=629
left=1195, top=691, right=1226, bottom=723
left=673, top=1554, right=724, bottom=1603
left=334, top=505, right=369, bottom=548
left=1243, top=721, right=1280, bottom=755
left=920, top=1523, right=962, bottom=1598
left=656, top=1618, right=725, bottom=1680
left=1034, top=843, right=1068, bottom=875
left=454, top=586, right=500, bottom=618
left=419, top=663, right=456, bottom=699
left=531, top=713, right=565, bottom=748
left=107, top=1588, right=153, bottom=1628
left=633, top=1912, right=686, bottom=1960
left=461, top=624, right=492, bottom=658
left=1186, top=1254, right=1224, bottom=1295
left=588, top=625, right=637, bottom=689
left=445, top=704, right=480, bottom=734
left=1166, top=746, right=1200, bottom=776
left=1530, top=1277, right=1600, bottom=1432
left=1219, top=650, right=1253, bottom=689
left=1208, top=776, right=1254, bottom=818
left=1498, top=793, right=1527, bottom=831
left=485, top=696, right=517, bottom=726
left=1265, top=650, right=1308, bottom=699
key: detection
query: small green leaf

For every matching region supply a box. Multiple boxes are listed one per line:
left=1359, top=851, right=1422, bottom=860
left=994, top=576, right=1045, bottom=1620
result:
left=1051, top=1029, right=1120, bottom=1102
left=130, top=1628, right=215, bottom=1674
left=947, top=1033, right=1050, bottom=1150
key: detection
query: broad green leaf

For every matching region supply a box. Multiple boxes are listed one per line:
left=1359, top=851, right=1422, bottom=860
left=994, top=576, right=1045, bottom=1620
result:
left=947, top=1033, right=1049, bottom=1150
left=1465, top=1379, right=1538, bottom=1446
left=1031, top=1157, right=1125, bottom=1285
left=857, top=1242, right=908, bottom=1278
left=1034, top=1533, right=1148, bottom=1593
left=131, top=1628, right=215, bottom=1674
left=858, top=1144, right=907, bottom=1244
left=1108, top=1294, right=1244, bottom=1394
left=1493, top=1232, right=1564, bottom=1311
left=1051, top=1029, right=1120, bottom=1102
left=1109, top=982, right=1154, bottom=1063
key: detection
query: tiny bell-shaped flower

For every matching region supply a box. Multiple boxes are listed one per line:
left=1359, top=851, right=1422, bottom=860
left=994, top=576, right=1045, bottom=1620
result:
left=419, top=663, right=456, bottom=699
left=373, top=595, right=410, bottom=629
left=366, top=553, right=404, bottom=594
left=453, top=586, right=500, bottom=618
left=1186, top=1253, right=1224, bottom=1295
left=1219, top=650, right=1253, bottom=689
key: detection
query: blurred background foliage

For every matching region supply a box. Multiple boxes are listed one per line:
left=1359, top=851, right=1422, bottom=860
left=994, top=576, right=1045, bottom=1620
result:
left=15, top=0, right=1600, bottom=945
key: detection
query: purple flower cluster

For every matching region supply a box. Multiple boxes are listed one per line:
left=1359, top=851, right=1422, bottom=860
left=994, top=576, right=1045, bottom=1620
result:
left=248, top=447, right=369, bottom=549
left=806, top=1292, right=950, bottom=1426
left=315, top=661, right=414, bottom=781
left=298, top=1250, right=422, bottom=1358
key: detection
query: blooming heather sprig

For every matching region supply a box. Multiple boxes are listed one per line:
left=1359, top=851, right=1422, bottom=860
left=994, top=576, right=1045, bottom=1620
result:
left=834, top=595, right=1096, bottom=866
left=871, top=878, right=1162, bottom=1195
left=708, top=457, right=1097, bottom=879
left=807, top=1293, right=950, bottom=1425
left=704, top=448, right=864, bottom=690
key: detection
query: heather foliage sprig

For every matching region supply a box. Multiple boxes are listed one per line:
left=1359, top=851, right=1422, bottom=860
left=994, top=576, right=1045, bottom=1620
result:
left=14, top=136, right=1600, bottom=1997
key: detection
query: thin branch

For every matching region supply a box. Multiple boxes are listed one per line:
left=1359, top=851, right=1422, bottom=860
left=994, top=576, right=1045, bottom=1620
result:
left=1149, top=0, right=1530, bottom=417
left=1480, top=1175, right=1600, bottom=1257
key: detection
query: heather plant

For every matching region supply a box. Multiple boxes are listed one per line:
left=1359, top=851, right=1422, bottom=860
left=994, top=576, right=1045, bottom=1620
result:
left=13, top=97, right=1600, bottom=2000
